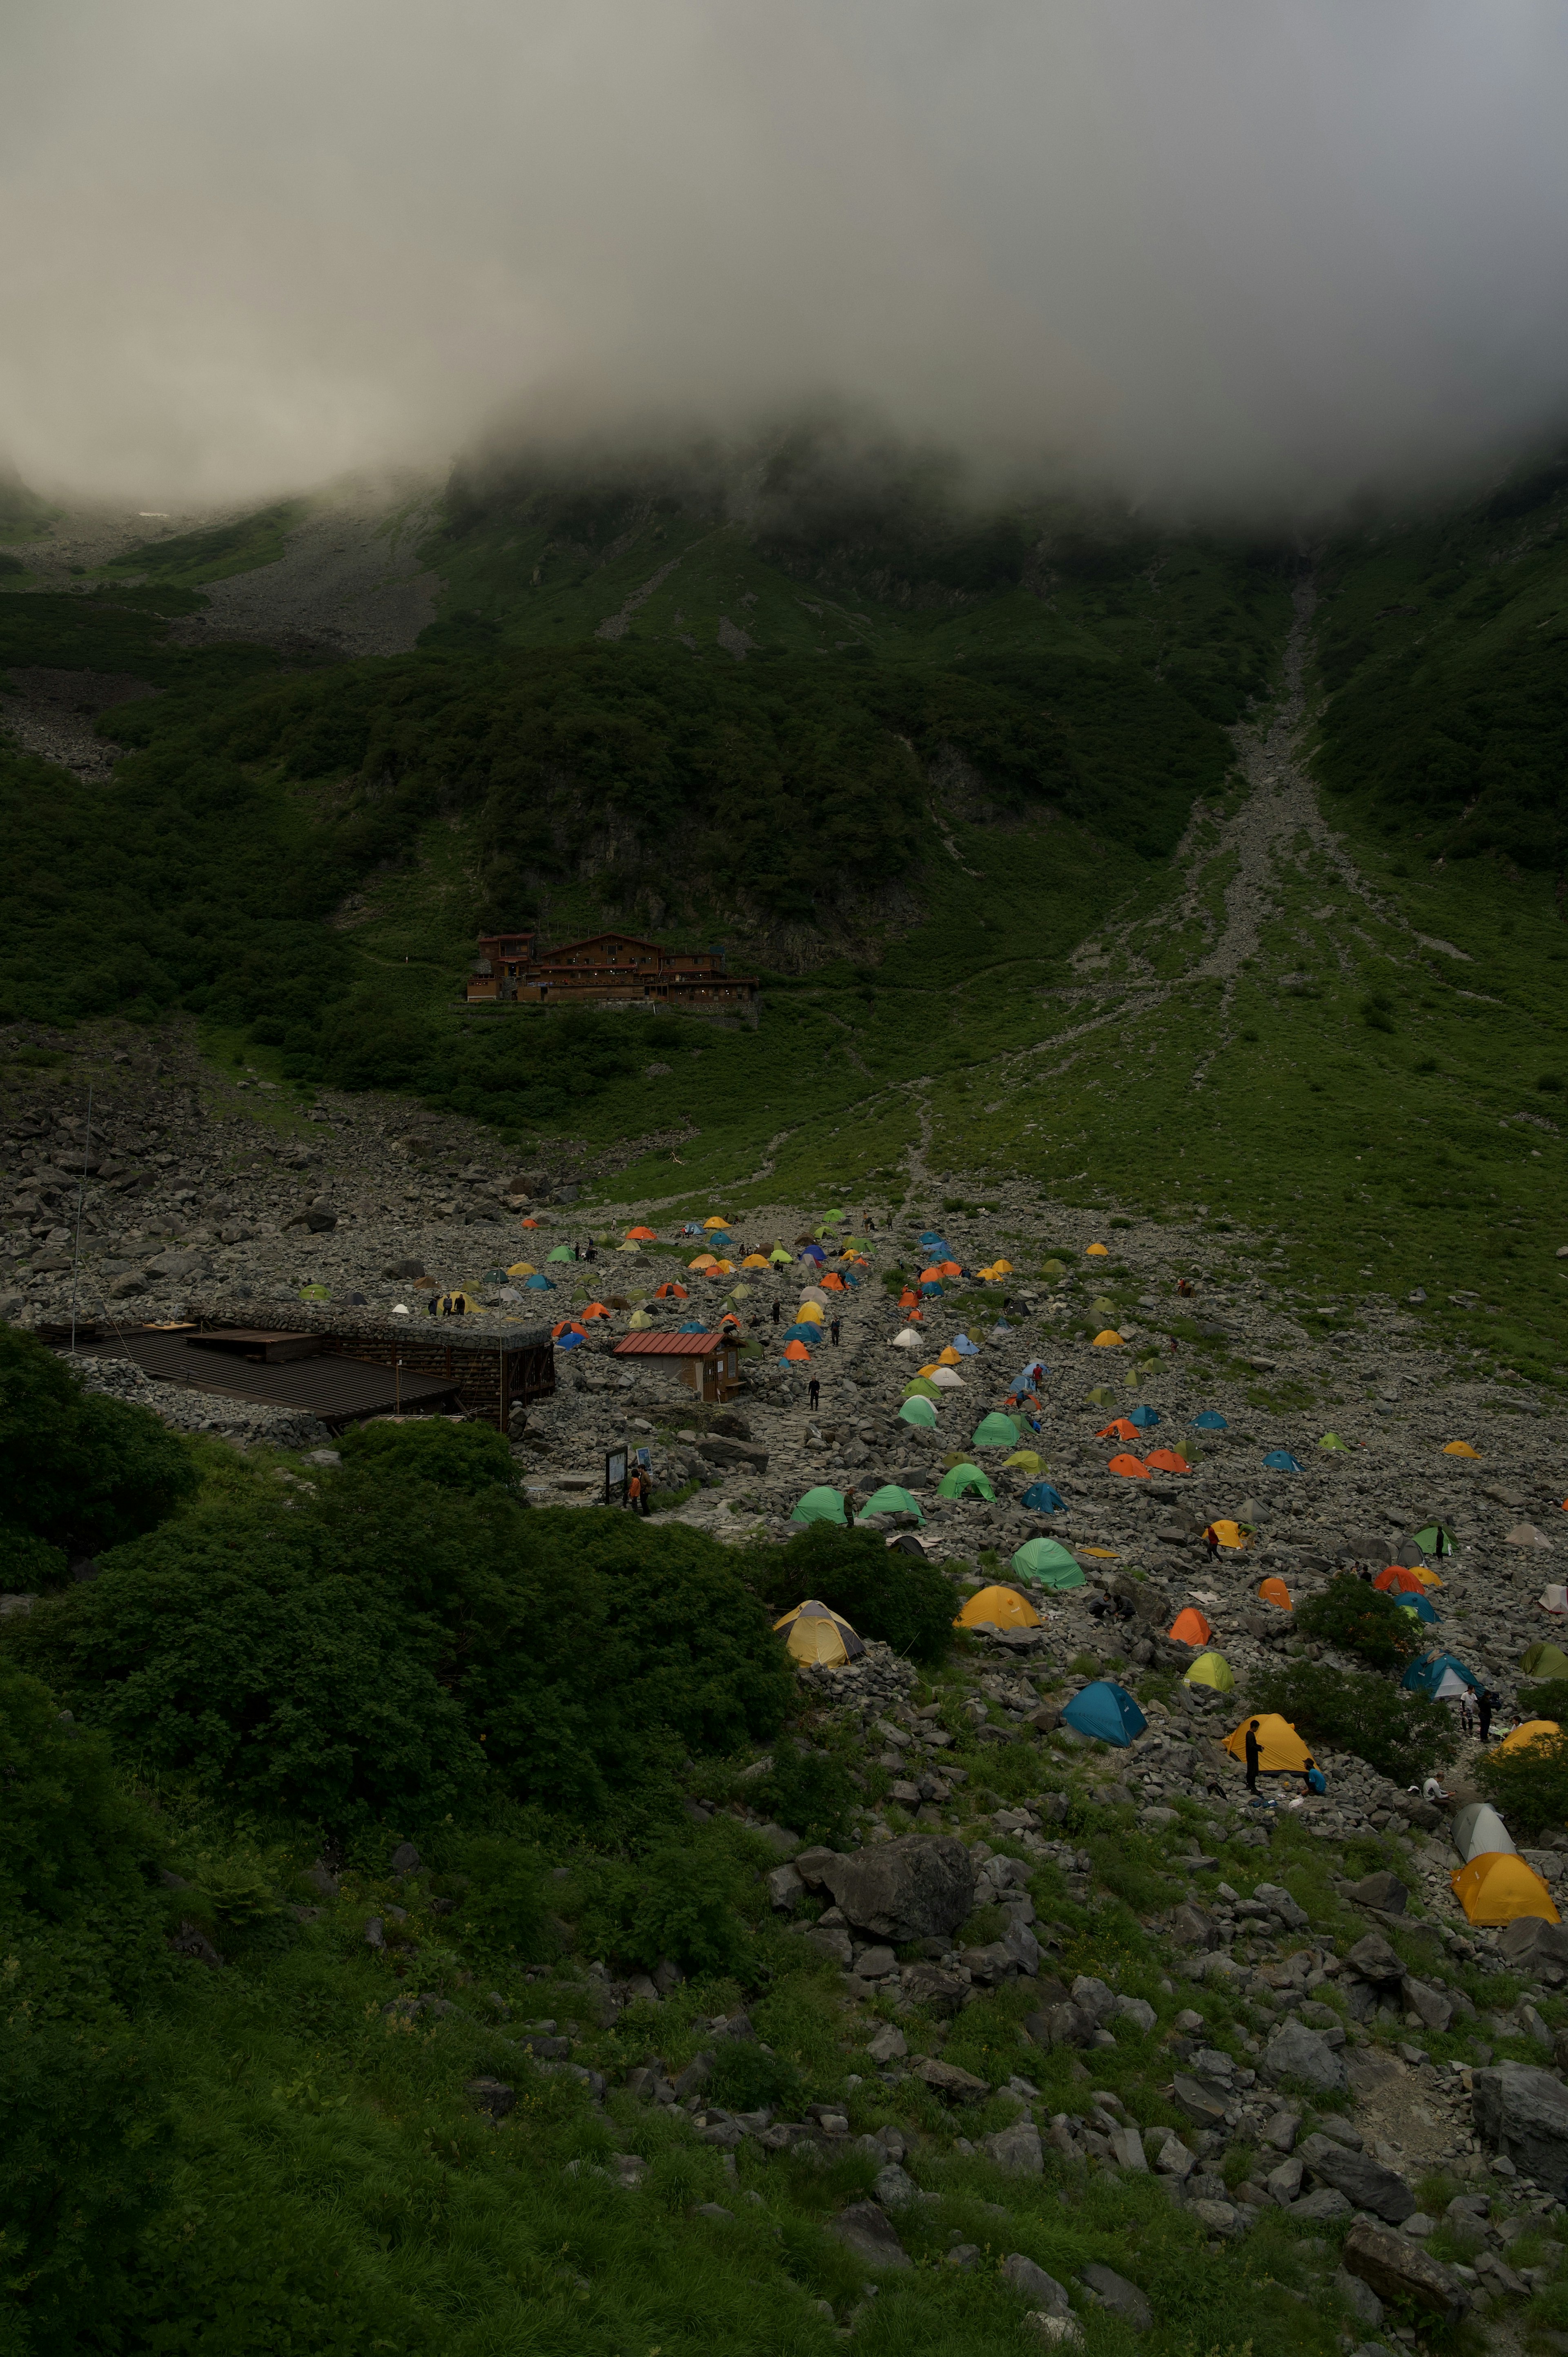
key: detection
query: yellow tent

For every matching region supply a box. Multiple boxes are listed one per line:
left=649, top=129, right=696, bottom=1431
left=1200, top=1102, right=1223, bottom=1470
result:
left=937, top=1346, right=962, bottom=1367
left=1443, top=1441, right=1482, bottom=1459
left=1497, top=1719, right=1562, bottom=1757
left=704, top=1216, right=731, bottom=1230
left=991, top=1258, right=1013, bottom=1275
left=1223, top=1713, right=1311, bottom=1774
left=774, top=1599, right=865, bottom=1665
left=796, top=1302, right=825, bottom=1325
left=1452, top=1852, right=1560, bottom=1927
left=1185, top=1652, right=1234, bottom=1692
left=1412, top=1565, right=1444, bottom=1588
left=742, top=1253, right=770, bottom=1269
left=1207, top=1519, right=1250, bottom=1551
left=1092, top=1330, right=1125, bottom=1347
left=1086, top=1243, right=1108, bottom=1257
left=689, top=1254, right=717, bottom=1270
left=955, top=1585, right=1041, bottom=1632
left=627, top=1309, right=654, bottom=1329
left=1003, top=1450, right=1044, bottom=1474
left=507, top=1262, right=537, bottom=1278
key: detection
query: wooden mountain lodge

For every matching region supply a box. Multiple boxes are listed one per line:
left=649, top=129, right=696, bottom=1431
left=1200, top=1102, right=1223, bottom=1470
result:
left=465, top=930, right=758, bottom=1019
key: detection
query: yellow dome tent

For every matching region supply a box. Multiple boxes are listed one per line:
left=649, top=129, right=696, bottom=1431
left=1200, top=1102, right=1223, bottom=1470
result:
left=796, top=1303, right=825, bottom=1325
left=955, top=1585, right=1041, bottom=1632
left=704, top=1216, right=732, bottom=1231
left=937, top=1346, right=963, bottom=1367
left=1452, top=1852, right=1559, bottom=1927
left=1496, top=1719, right=1562, bottom=1757
left=1207, top=1519, right=1250, bottom=1551
left=742, top=1253, right=770, bottom=1269
left=1092, top=1330, right=1125, bottom=1347
left=1185, top=1652, right=1234, bottom=1692
left=1086, top=1243, right=1108, bottom=1257
left=1222, top=1713, right=1310, bottom=1774
left=506, top=1262, right=537, bottom=1278
left=775, top=1599, right=865, bottom=1665
left=1443, top=1441, right=1482, bottom=1458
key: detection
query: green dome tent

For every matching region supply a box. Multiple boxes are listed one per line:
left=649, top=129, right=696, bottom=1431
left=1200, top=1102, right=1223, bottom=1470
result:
left=902, top=1377, right=942, bottom=1400
left=1522, top=1641, right=1568, bottom=1679
left=938, top=1463, right=996, bottom=1501
left=861, top=1484, right=925, bottom=1523
left=1184, top=1651, right=1234, bottom=1692
left=898, top=1397, right=938, bottom=1429
left=791, top=1486, right=848, bottom=1526
left=547, top=1244, right=576, bottom=1262
left=1011, top=1536, right=1084, bottom=1589
left=1414, top=1521, right=1456, bottom=1556
left=1318, top=1432, right=1350, bottom=1452
left=973, top=1412, right=1022, bottom=1447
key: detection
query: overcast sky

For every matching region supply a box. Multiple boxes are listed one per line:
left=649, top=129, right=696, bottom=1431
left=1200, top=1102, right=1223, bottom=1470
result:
left=3, top=0, right=1567, bottom=511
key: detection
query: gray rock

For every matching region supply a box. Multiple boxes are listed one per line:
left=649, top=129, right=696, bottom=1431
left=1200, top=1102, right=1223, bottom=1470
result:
left=1106, top=2125, right=1147, bottom=2172
left=1292, top=2187, right=1353, bottom=2223
left=1345, top=1870, right=1409, bottom=1915
left=1114, top=1995, right=1157, bottom=2034
left=1078, top=2264, right=1152, bottom=2331
left=1401, top=1978, right=1452, bottom=2035
left=985, top=2120, right=1045, bottom=2174
left=1262, top=2018, right=1348, bottom=2096
left=866, top=2024, right=908, bottom=2064
left=1153, top=2133, right=1194, bottom=2179
left=1024, top=1999, right=1095, bottom=2051
left=1169, top=1902, right=1218, bottom=1949
left=1499, top=1916, right=1568, bottom=1973
left=912, top=2056, right=990, bottom=2104
left=1266, top=2156, right=1303, bottom=2205
left=1472, top=2063, right=1568, bottom=2194
left=828, top=2201, right=911, bottom=2270
left=767, top=1863, right=804, bottom=1909
left=1171, top=2075, right=1232, bottom=2130
left=1002, top=2254, right=1073, bottom=2316
left=1341, top=2222, right=1468, bottom=2324
left=1189, top=2198, right=1242, bottom=2237
left=874, top=2163, right=920, bottom=2207
left=1253, top=1881, right=1308, bottom=1929
left=693, top=2202, right=733, bottom=2221
left=855, top=1946, right=898, bottom=1980
left=1262, top=2111, right=1299, bottom=2152
left=390, top=1842, right=421, bottom=1873
left=1299, top=2134, right=1415, bottom=2223
left=818, top=1836, right=976, bottom=1942
left=1071, top=1975, right=1117, bottom=2025
left=1334, top=2266, right=1384, bottom=2329
left=1344, top=1931, right=1405, bottom=1986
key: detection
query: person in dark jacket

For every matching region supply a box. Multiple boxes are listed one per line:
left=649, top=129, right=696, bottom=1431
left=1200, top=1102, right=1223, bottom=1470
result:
left=1478, top=1690, right=1494, bottom=1744
left=829, top=1318, right=841, bottom=1346
left=1244, top=1719, right=1263, bottom=1793
left=771, top=1300, right=782, bottom=1325
left=808, top=1377, right=820, bottom=1410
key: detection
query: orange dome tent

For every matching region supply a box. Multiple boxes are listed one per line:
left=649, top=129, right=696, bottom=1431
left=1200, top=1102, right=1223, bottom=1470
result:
left=820, top=1272, right=845, bottom=1291
left=1169, top=1607, right=1212, bottom=1646
left=1097, top=1418, right=1140, bottom=1442
left=1092, top=1330, right=1125, bottom=1347
left=1086, top=1244, right=1108, bottom=1257
left=626, top=1226, right=657, bottom=1241
left=784, top=1339, right=810, bottom=1361
left=1443, top=1441, right=1482, bottom=1458
left=654, top=1282, right=688, bottom=1298
left=956, top=1585, right=1041, bottom=1632
left=1257, top=1577, right=1293, bottom=1612
left=1108, top=1454, right=1150, bottom=1480
left=1145, top=1449, right=1192, bottom=1474
left=579, top=1302, right=610, bottom=1320
left=1452, top=1852, right=1559, bottom=1927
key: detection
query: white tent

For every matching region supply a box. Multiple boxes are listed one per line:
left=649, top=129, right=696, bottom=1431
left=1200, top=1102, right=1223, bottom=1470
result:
left=1540, top=1584, right=1568, bottom=1616
left=929, top=1366, right=965, bottom=1389
left=800, top=1287, right=830, bottom=1307
left=1454, top=1801, right=1517, bottom=1863
left=891, top=1328, right=923, bottom=1348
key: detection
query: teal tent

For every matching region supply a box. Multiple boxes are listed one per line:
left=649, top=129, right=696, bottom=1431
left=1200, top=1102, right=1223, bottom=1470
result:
left=1190, top=1411, right=1228, bottom=1431
left=791, top=1486, right=848, bottom=1526
left=898, top=1397, right=938, bottom=1429
left=1062, top=1681, right=1147, bottom=1747
left=1022, top=1481, right=1067, bottom=1514
left=861, top=1484, right=925, bottom=1523
left=1012, top=1537, right=1084, bottom=1589
left=1403, top=1651, right=1481, bottom=1699
left=1264, top=1451, right=1303, bottom=1473
left=938, top=1463, right=996, bottom=1501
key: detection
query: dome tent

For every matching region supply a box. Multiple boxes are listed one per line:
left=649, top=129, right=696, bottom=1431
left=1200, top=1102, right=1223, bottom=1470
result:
left=1128, top=1405, right=1160, bottom=1429
left=973, top=1412, right=1021, bottom=1447
left=938, top=1464, right=996, bottom=1501
left=1521, top=1641, right=1568, bottom=1679
left=860, top=1485, right=925, bottom=1523
left=1011, top=1537, right=1084, bottom=1588
left=1222, top=1714, right=1310, bottom=1775
left=790, top=1486, right=847, bottom=1525
left=1452, top=1851, right=1558, bottom=1927
left=1184, top=1651, right=1234, bottom=1692
left=898, top=1397, right=938, bottom=1429
left=1496, top=1719, right=1561, bottom=1757
left=1414, top=1521, right=1456, bottom=1556
left=1169, top=1606, right=1212, bottom=1646
left=1190, top=1411, right=1229, bottom=1432
left=1402, top=1652, right=1481, bottom=1700
left=1062, top=1681, right=1147, bottom=1747
left=1454, top=1801, right=1517, bottom=1862
left=1263, top=1451, right=1303, bottom=1473
left=1021, top=1480, right=1067, bottom=1514
left=775, top=1600, right=864, bottom=1666
left=956, top=1585, right=1040, bottom=1632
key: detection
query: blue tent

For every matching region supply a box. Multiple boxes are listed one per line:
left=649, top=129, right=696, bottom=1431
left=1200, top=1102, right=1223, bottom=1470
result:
left=842, top=1271, right=861, bottom=1287
left=1402, top=1652, right=1481, bottom=1698
left=1400, top=1594, right=1441, bottom=1627
left=1190, top=1410, right=1228, bottom=1431
left=1263, top=1450, right=1303, bottom=1473
left=555, top=1330, right=583, bottom=1351
left=1022, top=1481, right=1067, bottom=1514
left=1008, top=1362, right=1048, bottom=1395
left=523, top=1273, right=555, bottom=1291
left=991, top=1320, right=1013, bottom=1336
left=919, top=1232, right=950, bottom=1250
left=799, top=1244, right=827, bottom=1263
left=951, top=1334, right=980, bottom=1357
left=1129, top=1405, right=1160, bottom=1429
left=781, top=1322, right=819, bottom=1343
left=1062, top=1681, right=1147, bottom=1748
left=679, top=1320, right=709, bottom=1333
left=920, top=1281, right=944, bottom=1297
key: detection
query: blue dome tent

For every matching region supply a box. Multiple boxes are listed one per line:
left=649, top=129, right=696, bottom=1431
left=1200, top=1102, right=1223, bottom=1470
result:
left=1022, top=1481, right=1067, bottom=1514
left=1190, top=1410, right=1229, bottom=1431
left=1263, top=1450, right=1303, bottom=1472
left=1062, top=1681, right=1147, bottom=1748
left=1129, top=1405, right=1160, bottom=1429
left=1403, top=1652, right=1481, bottom=1699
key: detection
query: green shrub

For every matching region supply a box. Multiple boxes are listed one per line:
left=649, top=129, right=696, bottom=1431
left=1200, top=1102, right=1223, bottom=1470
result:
left=336, top=1418, right=520, bottom=1495
left=1518, top=1680, right=1568, bottom=1723
left=447, top=1835, right=551, bottom=1963
left=741, top=1524, right=955, bottom=1665
left=1295, top=1574, right=1422, bottom=1670
left=1249, top=1660, right=1456, bottom=1784
left=704, top=2040, right=806, bottom=2118
left=0, top=1327, right=198, bottom=1562
left=575, top=1835, right=753, bottom=1977
left=752, top=1736, right=856, bottom=1846
left=1476, top=1730, right=1568, bottom=1838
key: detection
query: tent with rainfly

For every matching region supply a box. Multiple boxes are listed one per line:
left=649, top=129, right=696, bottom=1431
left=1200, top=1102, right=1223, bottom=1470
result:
left=1002, top=1449, right=1044, bottom=1474
left=1453, top=1852, right=1559, bottom=1927
left=956, top=1585, right=1040, bottom=1632
left=1375, top=1565, right=1426, bottom=1596
left=775, top=1599, right=864, bottom=1664
left=1398, top=1595, right=1441, bottom=1628
left=791, top=1487, right=848, bottom=1525
left=1185, top=1652, right=1234, bottom=1693
left=891, top=1328, right=924, bottom=1348
left=1169, top=1606, right=1212, bottom=1646
left=1011, top=1536, right=1084, bottom=1588
left=1062, top=1681, right=1147, bottom=1747
left=938, top=1463, right=996, bottom=1501
left=1443, top=1441, right=1482, bottom=1458
left=1415, top=1521, right=1456, bottom=1556
left=1097, top=1418, right=1141, bottom=1443
left=973, top=1412, right=1021, bottom=1447
left=1022, top=1480, right=1067, bottom=1514
left=1191, top=1411, right=1229, bottom=1432
left=1522, top=1641, right=1568, bottom=1679
left=861, top=1485, right=925, bottom=1523
left=1318, top=1432, right=1350, bottom=1452
left=1402, top=1652, right=1482, bottom=1699
left=1108, top=1453, right=1149, bottom=1481
left=902, top=1377, right=942, bottom=1401
left=1256, top=1578, right=1292, bottom=1612
left=899, top=1397, right=938, bottom=1429
left=1496, top=1720, right=1561, bottom=1757
left=1128, top=1405, right=1160, bottom=1429
left=1263, top=1451, right=1303, bottom=1473
left=1454, top=1802, right=1515, bottom=1864
left=951, top=1334, right=980, bottom=1357
left=1145, top=1449, right=1192, bottom=1474
left=1223, top=1713, right=1311, bottom=1775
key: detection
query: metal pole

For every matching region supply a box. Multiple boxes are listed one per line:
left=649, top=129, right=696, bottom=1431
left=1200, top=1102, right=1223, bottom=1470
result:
left=68, top=1085, right=93, bottom=1356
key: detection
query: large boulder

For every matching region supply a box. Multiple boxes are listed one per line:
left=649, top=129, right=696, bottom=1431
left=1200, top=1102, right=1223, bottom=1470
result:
left=1499, top=1918, right=1568, bottom=1979
left=1472, top=2063, right=1568, bottom=2194
left=984, top=2120, right=1044, bottom=2174
left=1298, top=2134, right=1415, bottom=2223
left=1261, top=2018, right=1348, bottom=2096
left=912, top=2056, right=990, bottom=2104
left=828, top=2202, right=911, bottom=2270
left=1002, top=2255, right=1072, bottom=2317
left=818, top=1837, right=976, bottom=1943
left=1078, top=2266, right=1151, bottom=2332
left=1343, top=1930, right=1405, bottom=1986
left=1340, top=2222, right=1468, bottom=2325
left=1344, top=1870, right=1409, bottom=1915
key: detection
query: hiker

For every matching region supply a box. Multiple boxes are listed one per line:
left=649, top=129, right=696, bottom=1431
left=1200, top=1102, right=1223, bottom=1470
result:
left=843, top=1490, right=857, bottom=1526
left=1478, top=1689, right=1494, bottom=1744
left=771, top=1301, right=782, bottom=1325
left=572, top=1242, right=580, bottom=1261
left=808, top=1377, right=821, bottom=1410
left=1422, top=1771, right=1452, bottom=1803
left=630, top=1466, right=650, bottom=1517
left=1459, top=1695, right=1473, bottom=1738
left=625, top=1465, right=641, bottom=1512
left=1302, top=1756, right=1327, bottom=1795
left=830, top=1318, right=841, bottom=1347
left=1244, top=1719, right=1263, bottom=1793
left=1203, top=1524, right=1220, bottom=1563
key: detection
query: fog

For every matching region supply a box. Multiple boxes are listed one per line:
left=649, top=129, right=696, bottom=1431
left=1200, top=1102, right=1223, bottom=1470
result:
left=3, top=0, right=1568, bottom=513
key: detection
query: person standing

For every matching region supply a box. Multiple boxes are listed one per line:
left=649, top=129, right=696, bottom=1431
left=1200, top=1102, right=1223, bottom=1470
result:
left=771, top=1300, right=782, bottom=1325
left=1244, top=1719, right=1263, bottom=1794
left=1478, top=1690, right=1494, bottom=1744
left=830, top=1318, right=841, bottom=1347
left=843, top=1490, right=858, bottom=1527
left=808, top=1376, right=821, bottom=1410
left=1459, top=1695, right=1473, bottom=1739
left=626, top=1465, right=641, bottom=1514
left=1203, top=1523, right=1220, bottom=1563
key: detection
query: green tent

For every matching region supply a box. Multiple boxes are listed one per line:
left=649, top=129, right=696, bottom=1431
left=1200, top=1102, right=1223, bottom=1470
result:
left=973, top=1412, right=1021, bottom=1447
left=938, top=1463, right=996, bottom=1501
left=1318, top=1432, right=1350, bottom=1451
left=1522, top=1641, right=1568, bottom=1679
left=1086, top=1385, right=1116, bottom=1408
left=1185, top=1651, right=1234, bottom=1692
left=1414, top=1521, right=1456, bottom=1556
left=1011, top=1537, right=1084, bottom=1589
left=862, top=1485, right=925, bottom=1523
left=791, top=1486, right=848, bottom=1525
left=547, top=1244, right=575, bottom=1262
left=902, top=1376, right=942, bottom=1400
left=298, top=1282, right=330, bottom=1301
left=898, top=1397, right=938, bottom=1429
left=769, top=1246, right=792, bottom=1265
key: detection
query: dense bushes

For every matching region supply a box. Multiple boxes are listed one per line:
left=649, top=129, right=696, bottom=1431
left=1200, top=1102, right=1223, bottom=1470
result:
left=1247, top=1660, right=1456, bottom=1784
left=1294, top=1573, right=1422, bottom=1671
left=742, top=1523, right=955, bottom=1665
left=0, top=1327, right=199, bottom=1574
left=1476, top=1730, right=1568, bottom=1838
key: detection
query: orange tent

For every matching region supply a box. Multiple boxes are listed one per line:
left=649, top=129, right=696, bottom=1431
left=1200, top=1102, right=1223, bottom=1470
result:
left=820, top=1272, right=845, bottom=1291
left=519, top=1217, right=540, bottom=1229
left=919, top=1266, right=944, bottom=1283
left=937, top=1346, right=963, bottom=1367
left=551, top=1320, right=587, bottom=1340
left=1443, top=1441, right=1481, bottom=1459
left=1374, top=1565, right=1423, bottom=1595
left=1086, top=1243, right=1108, bottom=1258
left=899, top=1289, right=920, bottom=1309
left=1108, top=1453, right=1150, bottom=1480
left=1097, top=1418, right=1140, bottom=1442
left=626, top=1226, right=657, bottom=1241
left=1258, top=1577, right=1293, bottom=1612
left=1145, top=1449, right=1192, bottom=1474
left=938, top=1260, right=962, bottom=1278
left=654, top=1283, right=689, bottom=1299
left=689, top=1254, right=717, bottom=1270
left=579, top=1302, right=610, bottom=1321
left=784, top=1340, right=810, bottom=1361
left=1169, top=1607, right=1212, bottom=1645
